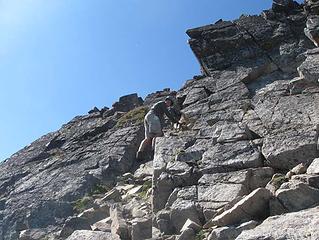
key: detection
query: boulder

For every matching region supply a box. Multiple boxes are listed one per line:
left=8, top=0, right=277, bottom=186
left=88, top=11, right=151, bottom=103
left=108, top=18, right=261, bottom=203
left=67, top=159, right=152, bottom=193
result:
left=78, top=205, right=110, bottom=225
left=123, top=197, right=151, bottom=219
left=198, top=122, right=253, bottom=143
left=276, top=181, right=319, bottom=211
left=60, top=216, right=92, bottom=238
left=269, top=197, right=288, bottom=216
left=292, top=174, right=319, bottom=189
left=112, top=93, right=143, bottom=112
left=198, top=171, right=250, bottom=215
left=208, top=220, right=258, bottom=240
left=262, top=127, right=318, bottom=170
left=91, top=217, right=112, bottom=232
left=200, top=141, right=263, bottom=174
left=176, top=228, right=196, bottom=240
left=19, top=228, right=52, bottom=240
left=249, top=167, right=274, bottom=190
left=242, top=110, right=268, bottom=138
left=134, top=161, right=153, bottom=180
left=143, top=88, right=174, bottom=106
left=166, top=161, right=195, bottom=186
left=66, top=230, right=120, bottom=240
left=180, top=219, right=202, bottom=233
left=204, top=188, right=272, bottom=228
left=307, top=158, right=319, bottom=174
left=155, top=210, right=175, bottom=235
left=100, top=189, right=122, bottom=202
left=131, top=217, right=152, bottom=240
left=110, top=206, right=130, bottom=240
left=170, top=199, right=201, bottom=233
left=236, top=207, right=319, bottom=239
left=285, top=163, right=307, bottom=179
left=175, top=150, right=204, bottom=163
left=298, top=48, right=319, bottom=83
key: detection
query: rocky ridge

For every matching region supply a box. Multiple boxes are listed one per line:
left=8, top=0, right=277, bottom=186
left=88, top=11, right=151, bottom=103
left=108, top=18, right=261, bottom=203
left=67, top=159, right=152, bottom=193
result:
left=2, top=0, right=319, bottom=239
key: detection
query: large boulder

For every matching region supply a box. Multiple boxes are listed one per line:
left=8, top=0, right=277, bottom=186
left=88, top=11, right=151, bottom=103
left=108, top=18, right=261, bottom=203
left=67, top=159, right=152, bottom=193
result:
left=198, top=170, right=249, bottom=219
left=66, top=230, right=120, bottom=240
left=112, top=93, right=143, bottom=112
left=236, top=206, right=319, bottom=239
left=204, top=188, right=272, bottom=228
left=59, top=216, right=92, bottom=238
left=131, top=218, right=152, bottom=240
left=262, top=127, right=318, bottom=170
left=110, top=206, right=130, bottom=240
left=200, top=141, right=263, bottom=174
left=307, top=158, right=319, bottom=174
left=276, top=181, right=319, bottom=211
left=208, top=220, right=258, bottom=240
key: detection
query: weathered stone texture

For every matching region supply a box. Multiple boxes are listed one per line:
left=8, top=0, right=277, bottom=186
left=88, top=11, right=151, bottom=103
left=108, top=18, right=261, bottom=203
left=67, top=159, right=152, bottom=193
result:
left=3, top=1, right=319, bottom=240
left=236, top=206, right=319, bottom=240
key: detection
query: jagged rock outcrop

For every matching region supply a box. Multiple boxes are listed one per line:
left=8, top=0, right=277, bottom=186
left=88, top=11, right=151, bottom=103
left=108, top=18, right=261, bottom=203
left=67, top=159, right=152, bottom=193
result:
left=152, top=1, right=319, bottom=239
left=0, top=93, right=149, bottom=239
left=2, top=1, right=319, bottom=240
left=305, top=0, right=319, bottom=46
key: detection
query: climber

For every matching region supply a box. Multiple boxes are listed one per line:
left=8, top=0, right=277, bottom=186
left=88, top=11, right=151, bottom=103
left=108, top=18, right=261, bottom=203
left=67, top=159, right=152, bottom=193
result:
left=167, top=91, right=182, bottom=122
left=136, top=97, right=179, bottom=160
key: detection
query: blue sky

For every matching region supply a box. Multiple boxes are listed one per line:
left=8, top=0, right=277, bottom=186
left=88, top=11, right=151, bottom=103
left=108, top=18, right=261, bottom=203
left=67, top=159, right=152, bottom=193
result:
left=0, top=0, right=286, bottom=161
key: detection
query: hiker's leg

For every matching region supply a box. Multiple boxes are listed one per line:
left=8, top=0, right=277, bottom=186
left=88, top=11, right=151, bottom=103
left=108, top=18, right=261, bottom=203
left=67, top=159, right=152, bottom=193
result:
left=152, top=137, right=156, bottom=150
left=151, top=127, right=164, bottom=152
left=138, top=137, right=153, bottom=152
left=138, top=112, right=152, bottom=152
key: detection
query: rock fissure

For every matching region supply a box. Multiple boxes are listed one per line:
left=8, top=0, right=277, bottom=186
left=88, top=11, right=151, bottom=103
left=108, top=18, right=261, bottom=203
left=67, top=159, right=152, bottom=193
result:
left=235, top=24, right=283, bottom=74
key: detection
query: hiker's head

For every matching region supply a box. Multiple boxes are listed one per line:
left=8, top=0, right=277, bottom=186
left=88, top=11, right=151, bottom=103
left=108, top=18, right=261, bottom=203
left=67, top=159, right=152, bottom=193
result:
left=165, top=97, right=174, bottom=107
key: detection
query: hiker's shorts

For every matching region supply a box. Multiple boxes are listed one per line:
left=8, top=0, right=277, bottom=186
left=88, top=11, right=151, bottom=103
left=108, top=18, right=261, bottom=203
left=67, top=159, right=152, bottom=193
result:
left=144, top=111, right=162, bottom=138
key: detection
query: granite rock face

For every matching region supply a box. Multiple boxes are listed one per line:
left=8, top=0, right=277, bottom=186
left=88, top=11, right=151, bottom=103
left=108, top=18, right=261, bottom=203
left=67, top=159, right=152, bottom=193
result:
left=153, top=1, right=319, bottom=239
left=0, top=93, right=148, bottom=239
left=305, top=0, right=319, bottom=46
left=2, top=1, right=319, bottom=240
left=236, top=206, right=319, bottom=240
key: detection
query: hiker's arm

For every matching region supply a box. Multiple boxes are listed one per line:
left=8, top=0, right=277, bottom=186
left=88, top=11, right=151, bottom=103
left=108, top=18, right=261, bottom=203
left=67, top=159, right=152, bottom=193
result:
left=163, top=107, right=178, bottom=123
